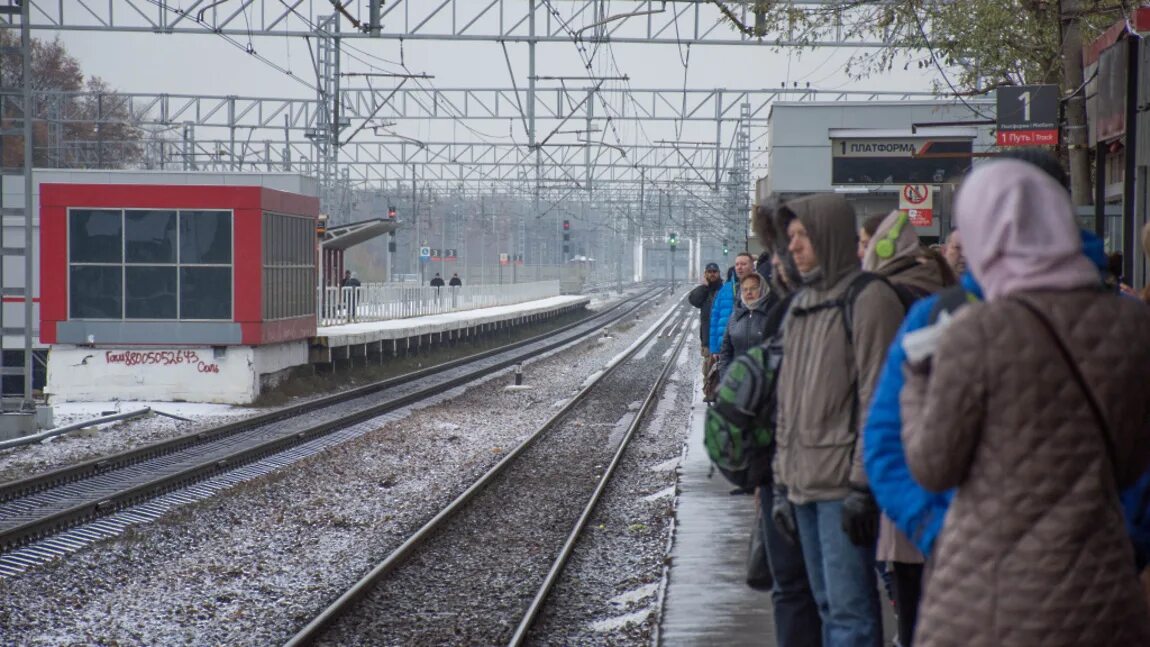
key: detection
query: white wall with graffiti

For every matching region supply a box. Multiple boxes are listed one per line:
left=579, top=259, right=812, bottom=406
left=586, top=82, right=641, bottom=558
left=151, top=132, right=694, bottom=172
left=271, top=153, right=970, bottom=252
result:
left=45, top=341, right=308, bottom=404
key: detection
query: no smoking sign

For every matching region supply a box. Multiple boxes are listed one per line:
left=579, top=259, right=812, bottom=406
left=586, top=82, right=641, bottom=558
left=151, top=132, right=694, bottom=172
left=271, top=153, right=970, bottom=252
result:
left=899, top=184, right=932, bottom=210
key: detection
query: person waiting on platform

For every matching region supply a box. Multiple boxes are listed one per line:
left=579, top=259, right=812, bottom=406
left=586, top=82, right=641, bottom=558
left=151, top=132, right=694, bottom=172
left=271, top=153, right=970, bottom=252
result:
left=340, top=270, right=361, bottom=322
left=688, top=262, right=723, bottom=385
left=430, top=273, right=445, bottom=288
left=449, top=273, right=462, bottom=287
left=772, top=193, right=905, bottom=646
left=901, top=159, right=1150, bottom=647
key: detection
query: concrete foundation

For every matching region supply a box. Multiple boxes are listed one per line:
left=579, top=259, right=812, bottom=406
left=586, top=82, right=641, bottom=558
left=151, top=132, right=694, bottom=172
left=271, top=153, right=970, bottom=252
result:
left=45, top=342, right=308, bottom=405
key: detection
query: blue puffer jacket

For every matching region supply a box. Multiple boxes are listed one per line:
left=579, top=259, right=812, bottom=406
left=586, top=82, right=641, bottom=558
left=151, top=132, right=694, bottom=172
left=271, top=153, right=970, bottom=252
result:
left=708, top=278, right=739, bottom=354
left=866, top=269, right=1150, bottom=568
left=864, top=273, right=979, bottom=556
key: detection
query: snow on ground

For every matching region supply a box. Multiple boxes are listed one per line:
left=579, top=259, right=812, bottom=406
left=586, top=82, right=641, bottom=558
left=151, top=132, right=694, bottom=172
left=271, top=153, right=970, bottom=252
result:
left=0, top=285, right=682, bottom=646
left=0, top=288, right=639, bottom=484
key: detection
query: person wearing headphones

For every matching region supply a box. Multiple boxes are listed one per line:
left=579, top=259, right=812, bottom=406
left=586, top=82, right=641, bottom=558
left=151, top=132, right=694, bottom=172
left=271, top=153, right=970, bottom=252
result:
left=860, top=209, right=955, bottom=646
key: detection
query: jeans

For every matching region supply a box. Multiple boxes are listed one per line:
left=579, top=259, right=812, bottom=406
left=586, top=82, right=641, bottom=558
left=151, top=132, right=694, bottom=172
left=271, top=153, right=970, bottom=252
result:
left=794, top=499, right=883, bottom=647
left=759, top=488, right=823, bottom=647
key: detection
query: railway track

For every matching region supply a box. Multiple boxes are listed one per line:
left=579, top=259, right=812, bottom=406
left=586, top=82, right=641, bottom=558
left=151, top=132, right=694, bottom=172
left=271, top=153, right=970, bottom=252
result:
left=0, top=289, right=668, bottom=575
left=283, top=301, right=691, bottom=646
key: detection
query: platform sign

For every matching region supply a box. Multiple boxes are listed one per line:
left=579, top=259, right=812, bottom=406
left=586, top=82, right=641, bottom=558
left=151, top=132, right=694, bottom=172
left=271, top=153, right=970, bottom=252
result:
left=445, top=248, right=457, bottom=261
left=499, top=253, right=509, bottom=266
left=905, top=208, right=933, bottom=227
left=899, top=184, right=933, bottom=211
left=996, top=84, right=1059, bottom=146
left=830, top=135, right=973, bottom=185
left=419, top=246, right=430, bottom=263
left=430, top=248, right=441, bottom=261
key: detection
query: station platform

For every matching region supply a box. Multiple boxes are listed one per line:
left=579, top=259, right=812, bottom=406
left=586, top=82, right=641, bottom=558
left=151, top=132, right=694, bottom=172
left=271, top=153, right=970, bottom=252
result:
left=660, top=366, right=896, bottom=646
left=660, top=376, right=775, bottom=646
left=46, top=294, right=592, bottom=406
left=308, top=294, right=591, bottom=366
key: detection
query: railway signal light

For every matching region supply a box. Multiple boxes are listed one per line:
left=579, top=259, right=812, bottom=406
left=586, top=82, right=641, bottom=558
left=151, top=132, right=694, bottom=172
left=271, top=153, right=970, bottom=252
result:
left=562, top=219, right=570, bottom=231
left=387, top=205, right=397, bottom=219
left=668, top=231, right=678, bottom=249
left=723, top=240, right=729, bottom=255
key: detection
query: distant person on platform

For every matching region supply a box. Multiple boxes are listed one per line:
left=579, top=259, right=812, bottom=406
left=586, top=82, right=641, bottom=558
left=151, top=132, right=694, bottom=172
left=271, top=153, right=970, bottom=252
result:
left=340, top=270, right=361, bottom=321
left=449, top=273, right=463, bottom=287
left=430, top=273, right=446, bottom=288
left=688, top=262, right=724, bottom=380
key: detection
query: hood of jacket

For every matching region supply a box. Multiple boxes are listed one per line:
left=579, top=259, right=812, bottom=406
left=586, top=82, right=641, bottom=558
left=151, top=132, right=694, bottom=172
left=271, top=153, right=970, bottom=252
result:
left=884, top=253, right=950, bottom=295
left=737, top=272, right=770, bottom=311
left=862, top=210, right=921, bottom=273
left=782, top=194, right=860, bottom=291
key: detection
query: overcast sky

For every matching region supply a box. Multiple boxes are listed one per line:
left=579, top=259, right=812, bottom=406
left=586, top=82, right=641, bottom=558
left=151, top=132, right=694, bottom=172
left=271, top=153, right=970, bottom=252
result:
left=50, top=5, right=940, bottom=183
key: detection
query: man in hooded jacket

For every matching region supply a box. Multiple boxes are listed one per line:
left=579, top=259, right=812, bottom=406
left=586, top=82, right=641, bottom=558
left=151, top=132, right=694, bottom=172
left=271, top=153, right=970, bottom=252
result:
left=772, top=193, right=905, bottom=647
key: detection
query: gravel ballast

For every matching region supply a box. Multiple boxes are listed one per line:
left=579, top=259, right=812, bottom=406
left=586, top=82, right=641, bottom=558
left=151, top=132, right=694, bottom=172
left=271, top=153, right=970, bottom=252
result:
left=314, top=318, right=686, bottom=646
left=0, top=291, right=688, bottom=646
left=525, top=336, right=696, bottom=646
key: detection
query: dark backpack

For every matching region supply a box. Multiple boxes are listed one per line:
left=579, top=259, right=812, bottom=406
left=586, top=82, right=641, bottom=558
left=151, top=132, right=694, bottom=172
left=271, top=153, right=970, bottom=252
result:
left=703, top=273, right=924, bottom=491
left=791, top=271, right=922, bottom=341
left=704, top=293, right=792, bottom=492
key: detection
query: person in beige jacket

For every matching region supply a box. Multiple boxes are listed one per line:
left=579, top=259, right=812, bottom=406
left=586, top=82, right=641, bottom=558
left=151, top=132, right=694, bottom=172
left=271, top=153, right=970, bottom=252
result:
left=859, top=209, right=954, bottom=647
left=901, top=159, right=1150, bottom=647
left=771, top=194, right=906, bottom=647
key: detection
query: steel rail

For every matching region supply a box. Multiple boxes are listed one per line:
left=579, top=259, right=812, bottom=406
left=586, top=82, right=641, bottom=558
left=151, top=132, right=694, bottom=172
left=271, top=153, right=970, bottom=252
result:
left=0, top=293, right=637, bottom=506
left=0, top=290, right=665, bottom=553
left=508, top=302, right=689, bottom=646
left=282, top=298, right=689, bottom=647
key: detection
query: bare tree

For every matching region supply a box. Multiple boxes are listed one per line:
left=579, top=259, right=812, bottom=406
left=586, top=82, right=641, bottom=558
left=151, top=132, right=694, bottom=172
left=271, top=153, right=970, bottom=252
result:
left=0, top=31, right=143, bottom=169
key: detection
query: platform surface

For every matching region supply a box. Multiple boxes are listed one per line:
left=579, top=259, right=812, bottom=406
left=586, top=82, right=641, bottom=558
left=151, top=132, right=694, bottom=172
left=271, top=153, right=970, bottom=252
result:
left=661, top=378, right=776, bottom=646
left=313, top=295, right=592, bottom=346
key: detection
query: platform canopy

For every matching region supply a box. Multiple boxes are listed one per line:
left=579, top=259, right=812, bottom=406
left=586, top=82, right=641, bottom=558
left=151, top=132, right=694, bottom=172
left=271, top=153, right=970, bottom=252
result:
left=321, top=218, right=399, bottom=250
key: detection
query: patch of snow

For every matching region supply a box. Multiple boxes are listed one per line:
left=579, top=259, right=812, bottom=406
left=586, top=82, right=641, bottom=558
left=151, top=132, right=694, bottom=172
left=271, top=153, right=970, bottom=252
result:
left=647, top=457, right=680, bottom=472
left=503, top=385, right=535, bottom=392
left=608, top=582, right=659, bottom=608
left=641, top=486, right=676, bottom=503
left=630, top=335, right=659, bottom=361
left=579, top=370, right=605, bottom=390
left=588, top=608, right=652, bottom=633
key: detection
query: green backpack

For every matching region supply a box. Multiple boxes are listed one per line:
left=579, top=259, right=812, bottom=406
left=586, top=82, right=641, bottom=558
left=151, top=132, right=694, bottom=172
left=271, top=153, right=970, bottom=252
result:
left=704, top=339, right=782, bottom=492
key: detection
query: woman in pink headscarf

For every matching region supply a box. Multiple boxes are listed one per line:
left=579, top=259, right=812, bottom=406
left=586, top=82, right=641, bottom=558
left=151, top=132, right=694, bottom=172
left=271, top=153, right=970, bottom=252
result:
left=899, top=159, right=1150, bottom=647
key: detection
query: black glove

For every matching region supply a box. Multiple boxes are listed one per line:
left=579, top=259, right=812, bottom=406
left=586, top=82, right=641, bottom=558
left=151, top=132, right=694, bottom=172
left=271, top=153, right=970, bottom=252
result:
left=770, top=485, right=799, bottom=545
left=841, top=486, right=880, bottom=547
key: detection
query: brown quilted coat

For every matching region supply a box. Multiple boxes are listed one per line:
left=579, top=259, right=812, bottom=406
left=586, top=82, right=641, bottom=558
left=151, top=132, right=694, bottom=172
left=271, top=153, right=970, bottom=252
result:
left=901, top=289, right=1150, bottom=647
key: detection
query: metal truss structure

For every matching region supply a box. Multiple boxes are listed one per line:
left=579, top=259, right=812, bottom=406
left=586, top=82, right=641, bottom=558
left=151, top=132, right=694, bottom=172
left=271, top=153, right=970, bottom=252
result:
left=2, top=0, right=947, bottom=277
left=16, top=0, right=896, bottom=47
left=30, top=87, right=937, bottom=128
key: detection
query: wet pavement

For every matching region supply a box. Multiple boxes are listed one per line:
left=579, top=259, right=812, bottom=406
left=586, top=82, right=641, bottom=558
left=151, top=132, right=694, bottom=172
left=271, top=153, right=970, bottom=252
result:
left=660, top=382, right=776, bottom=646
left=660, top=371, right=897, bottom=647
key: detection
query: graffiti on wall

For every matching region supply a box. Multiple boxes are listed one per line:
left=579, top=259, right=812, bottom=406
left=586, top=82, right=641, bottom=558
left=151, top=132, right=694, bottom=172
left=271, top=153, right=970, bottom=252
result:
left=105, top=350, right=221, bottom=374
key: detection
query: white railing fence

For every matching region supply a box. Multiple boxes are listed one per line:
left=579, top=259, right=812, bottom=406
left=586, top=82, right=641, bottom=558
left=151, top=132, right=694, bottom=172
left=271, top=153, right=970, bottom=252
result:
left=318, top=280, right=561, bottom=327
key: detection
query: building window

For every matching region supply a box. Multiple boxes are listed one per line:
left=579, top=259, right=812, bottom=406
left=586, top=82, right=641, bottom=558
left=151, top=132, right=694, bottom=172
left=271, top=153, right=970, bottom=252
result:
left=262, top=212, right=315, bottom=320
left=68, top=209, right=233, bottom=320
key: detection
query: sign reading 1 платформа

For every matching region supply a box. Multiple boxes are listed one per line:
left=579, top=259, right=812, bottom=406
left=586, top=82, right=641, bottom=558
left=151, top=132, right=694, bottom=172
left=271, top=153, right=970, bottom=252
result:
left=996, top=84, right=1059, bottom=147
left=829, top=129, right=974, bottom=185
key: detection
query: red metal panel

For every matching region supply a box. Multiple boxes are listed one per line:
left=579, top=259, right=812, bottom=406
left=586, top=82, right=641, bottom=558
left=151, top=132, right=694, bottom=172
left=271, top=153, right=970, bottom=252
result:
left=39, top=186, right=70, bottom=344
left=260, top=186, right=319, bottom=217
left=261, top=316, right=317, bottom=345
left=39, top=183, right=317, bottom=346
left=40, top=183, right=261, bottom=210
left=234, top=205, right=263, bottom=344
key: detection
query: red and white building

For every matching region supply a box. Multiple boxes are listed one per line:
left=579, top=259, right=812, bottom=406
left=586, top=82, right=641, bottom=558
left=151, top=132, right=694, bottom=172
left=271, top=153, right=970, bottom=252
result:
left=32, top=170, right=319, bottom=404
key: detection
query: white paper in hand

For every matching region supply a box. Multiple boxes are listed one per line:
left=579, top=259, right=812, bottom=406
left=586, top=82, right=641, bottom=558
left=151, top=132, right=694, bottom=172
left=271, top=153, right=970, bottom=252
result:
left=902, top=310, right=954, bottom=364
